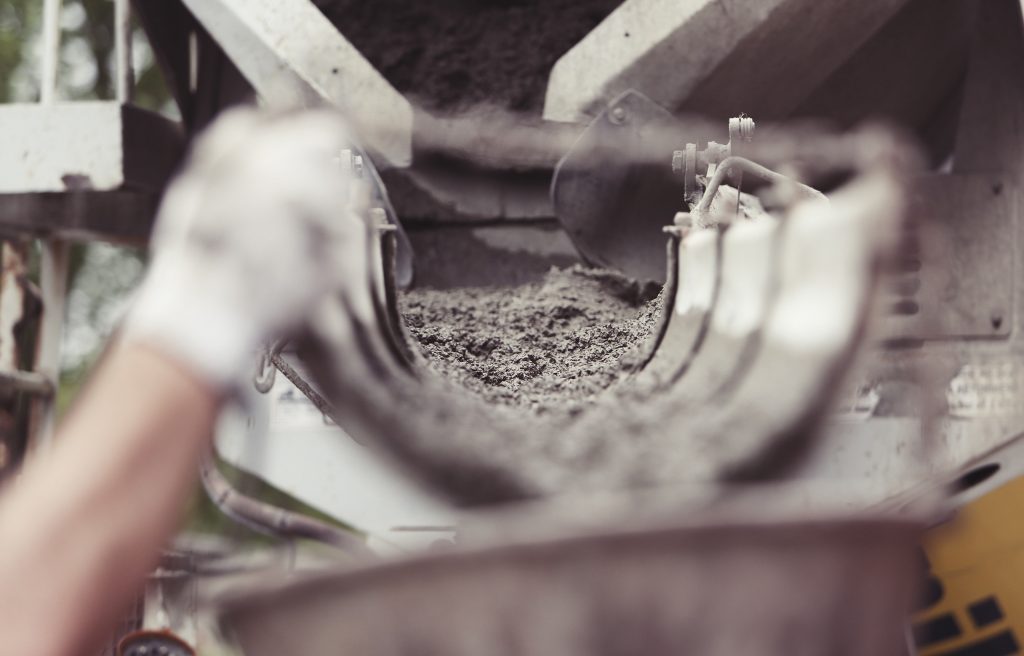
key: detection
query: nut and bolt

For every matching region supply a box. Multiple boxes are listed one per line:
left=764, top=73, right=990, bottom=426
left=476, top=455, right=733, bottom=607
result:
left=336, top=149, right=364, bottom=178
left=609, top=105, right=627, bottom=124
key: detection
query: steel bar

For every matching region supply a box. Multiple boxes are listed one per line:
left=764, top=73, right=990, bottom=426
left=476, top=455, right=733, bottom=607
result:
left=40, top=0, right=62, bottom=104
left=0, top=371, right=54, bottom=398
left=0, top=102, right=185, bottom=195
left=543, top=0, right=914, bottom=123
left=176, top=0, right=414, bottom=167
left=199, top=457, right=372, bottom=556
left=114, top=0, right=134, bottom=103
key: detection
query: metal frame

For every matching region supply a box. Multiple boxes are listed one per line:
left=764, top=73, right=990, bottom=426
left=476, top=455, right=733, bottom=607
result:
left=175, top=0, right=414, bottom=168
left=0, top=0, right=180, bottom=453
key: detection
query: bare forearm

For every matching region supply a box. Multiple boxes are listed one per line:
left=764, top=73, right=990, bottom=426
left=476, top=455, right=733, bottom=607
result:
left=0, top=343, right=220, bottom=656
left=0, top=108, right=356, bottom=656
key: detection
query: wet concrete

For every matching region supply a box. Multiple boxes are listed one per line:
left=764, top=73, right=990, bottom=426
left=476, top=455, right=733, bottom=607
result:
left=313, top=0, right=624, bottom=114
left=400, top=265, right=661, bottom=413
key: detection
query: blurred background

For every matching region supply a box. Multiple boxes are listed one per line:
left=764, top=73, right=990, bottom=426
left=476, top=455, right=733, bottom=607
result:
left=0, top=0, right=334, bottom=540
left=2, top=0, right=160, bottom=393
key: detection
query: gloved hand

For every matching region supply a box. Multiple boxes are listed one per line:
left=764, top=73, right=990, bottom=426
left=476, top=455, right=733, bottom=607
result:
left=123, top=107, right=371, bottom=390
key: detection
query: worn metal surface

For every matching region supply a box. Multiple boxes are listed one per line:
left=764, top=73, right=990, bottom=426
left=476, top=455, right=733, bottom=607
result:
left=651, top=217, right=780, bottom=405
left=199, top=456, right=372, bottom=555
left=0, top=102, right=183, bottom=195
left=905, top=175, right=1014, bottom=340
left=629, top=226, right=719, bottom=389
left=176, top=0, right=413, bottom=168
left=543, top=0, right=913, bottom=123
left=218, top=513, right=921, bottom=656
left=551, top=91, right=682, bottom=282
left=804, top=0, right=1024, bottom=496
left=708, top=184, right=891, bottom=480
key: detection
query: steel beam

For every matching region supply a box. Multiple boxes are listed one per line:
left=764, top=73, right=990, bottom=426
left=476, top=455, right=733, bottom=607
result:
left=176, top=0, right=414, bottom=168
left=0, top=102, right=183, bottom=195
left=0, top=191, right=158, bottom=243
left=544, top=0, right=913, bottom=123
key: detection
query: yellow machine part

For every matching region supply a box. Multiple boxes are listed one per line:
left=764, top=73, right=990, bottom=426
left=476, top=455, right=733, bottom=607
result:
left=912, top=466, right=1024, bottom=655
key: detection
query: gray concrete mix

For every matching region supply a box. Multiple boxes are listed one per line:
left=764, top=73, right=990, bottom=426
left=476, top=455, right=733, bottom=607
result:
left=400, top=265, right=661, bottom=413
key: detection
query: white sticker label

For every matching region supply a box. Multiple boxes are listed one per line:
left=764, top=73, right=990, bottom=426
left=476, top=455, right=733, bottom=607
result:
left=947, top=362, right=1023, bottom=418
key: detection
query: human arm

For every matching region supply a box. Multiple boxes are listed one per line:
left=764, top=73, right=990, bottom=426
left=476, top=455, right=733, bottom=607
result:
left=0, top=343, right=219, bottom=655
left=0, top=107, right=366, bottom=655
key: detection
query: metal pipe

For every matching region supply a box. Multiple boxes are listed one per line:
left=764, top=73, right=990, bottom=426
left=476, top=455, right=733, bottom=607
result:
left=199, top=457, right=373, bottom=557
left=40, top=0, right=62, bottom=104
left=697, top=156, right=827, bottom=214
left=0, top=371, right=55, bottom=397
left=114, top=0, right=133, bottom=103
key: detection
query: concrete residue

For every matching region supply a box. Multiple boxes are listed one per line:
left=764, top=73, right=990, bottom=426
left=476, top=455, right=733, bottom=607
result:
left=313, top=0, right=624, bottom=114
left=400, top=265, right=661, bottom=412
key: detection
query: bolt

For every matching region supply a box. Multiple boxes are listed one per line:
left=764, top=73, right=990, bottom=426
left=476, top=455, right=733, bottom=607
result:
left=370, top=207, right=395, bottom=232
left=609, top=106, right=627, bottom=124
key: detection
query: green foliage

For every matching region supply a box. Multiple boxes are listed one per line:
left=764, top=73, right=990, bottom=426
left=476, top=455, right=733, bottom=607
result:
left=0, top=0, right=175, bottom=111
left=0, top=0, right=38, bottom=102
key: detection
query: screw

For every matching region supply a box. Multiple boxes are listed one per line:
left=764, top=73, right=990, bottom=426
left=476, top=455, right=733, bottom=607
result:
left=609, top=106, right=627, bottom=124
left=728, top=116, right=755, bottom=145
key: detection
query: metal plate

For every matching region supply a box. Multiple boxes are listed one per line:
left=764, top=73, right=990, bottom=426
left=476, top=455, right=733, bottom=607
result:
left=551, top=90, right=682, bottom=283
left=891, top=174, right=1015, bottom=340
left=0, top=102, right=183, bottom=194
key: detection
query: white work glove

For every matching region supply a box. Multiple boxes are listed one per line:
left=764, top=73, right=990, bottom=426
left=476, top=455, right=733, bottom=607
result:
left=122, top=107, right=371, bottom=390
